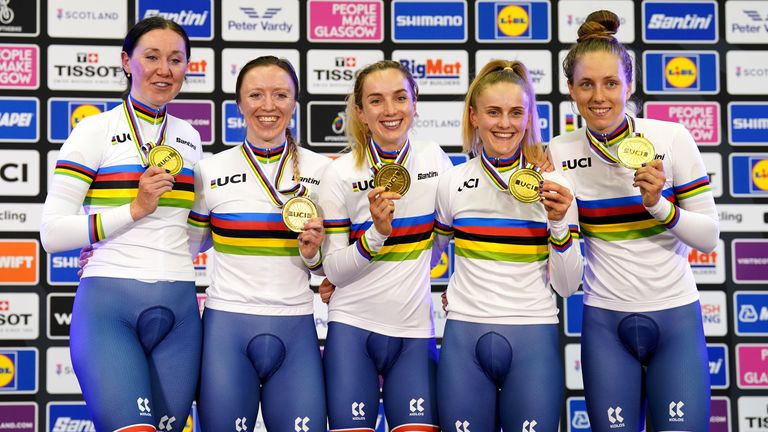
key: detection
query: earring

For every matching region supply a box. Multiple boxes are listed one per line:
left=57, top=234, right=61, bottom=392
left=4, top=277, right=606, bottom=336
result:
left=126, top=73, right=131, bottom=79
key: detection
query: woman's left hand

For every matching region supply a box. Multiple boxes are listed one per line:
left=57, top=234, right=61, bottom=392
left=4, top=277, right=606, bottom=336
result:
left=633, top=160, right=666, bottom=207
left=298, top=217, right=325, bottom=259
left=536, top=153, right=555, bottom=173
left=540, top=179, right=573, bottom=221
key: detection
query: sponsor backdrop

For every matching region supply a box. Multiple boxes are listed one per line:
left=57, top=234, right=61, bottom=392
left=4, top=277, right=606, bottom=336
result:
left=0, top=0, right=767, bottom=430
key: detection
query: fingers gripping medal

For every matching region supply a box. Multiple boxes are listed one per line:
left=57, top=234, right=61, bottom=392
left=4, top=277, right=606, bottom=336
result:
left=374, top=164, right=411, bottom=196
left=148, top=144, right=184, bottom=176
left=282, top=196, right=318, bottom=233
left=508, top=168, right=544, bottom=203
left=617, top=133, right=655, bottom=169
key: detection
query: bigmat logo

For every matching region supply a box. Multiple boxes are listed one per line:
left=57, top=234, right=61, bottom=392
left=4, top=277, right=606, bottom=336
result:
left=392, top=0, right=467, bottom=42
left=0, top=149, right=39, bottom=196
left=0, top=44, right=38, bottom=89
left=48, top=97, right=120, bottom=142
left=558, top=1, right=634, bottom=43
left=729, top=153, right=768, bottom=197
left=47, top=45, right=123, bottom=91
left=642, top=1, right=718, bottom=43
left=709, top=397, right=730, bottom=432
left=307, top=49, right=384, bottom=94
left=476, top=1, right=550, bottom=43
left=726, top=1, right=768, bottom=44
left=221, top=48, right=300, bottom=94
left=393, top=50, right=468, bottom=95
left=708, top=343, right=729, bottom=389
left=168, top=100, right=213, bottom=145
left=0, top=97, right=37, bottom=143
left=732, top=239, right=768, bottom=284
left=567, top=397, right=591, bottom=432
left=727, top=51, right=768, bottom=95
left=643, top=51, right=719, bottom=94
left=0, top=293, right=39, bottom=340
left=738, top=396, right=768, bottom=431
left=47, top=402, right=94, bottom=432
left=47, top=293, right=74, bottom=340
left=701, top=153, right=723, bottom=198
left=736, top=344, right=768, bottom=389
left=0, top=0, right=40, bottom=37
left=644, top=102, right=720, bottom=146
left=476, top=50, right=552, bottom=94
left=47, top=248, right=80, bottom=286
left=411, top=101, right=463, bottom=147
left=0, top=239, right=38, bottom=285
left=137, top=0, right=213, bottom=40
left=47, top=0, right=127, bottom=39
left=193, top=251, right=212, bottom=287
left=180, top=47, right=215, bottom=94
left=222, top=101, right=299, bottom=146
left=307, top=0, right=383, bottom=43
left=308, top=101, right=347, bottom=146
left=700, top=289, right=728, bottom=336
left=734, top=291, right=768, bottom=336
left=221, top=0, right=299, bottom=42
left=729, top=102, right=768, bottom=145
left=0, top=348, right=37, bottom=394
left=690, top=239, right=725, bottom=285
left=0, top=402, right=36, bottom=431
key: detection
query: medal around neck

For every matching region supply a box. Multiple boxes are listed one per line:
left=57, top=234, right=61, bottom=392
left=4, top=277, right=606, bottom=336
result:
left=282, top=196, right=318, bottom=233
left=508, top=168, right=544, bottom=203
left=148, top=144, right=183, bottom=176
left=617, top=133, right=655, bottom=169
left=374, top=163, right=410, bottom=196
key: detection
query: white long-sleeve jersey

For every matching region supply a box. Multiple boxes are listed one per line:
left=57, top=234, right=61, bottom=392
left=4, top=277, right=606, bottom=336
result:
left=40, top=103, right=202, bottom=281
left=548, top=117, right=719, bottom=312
left=318, top=139, right=453, bottom=338
left=433, top=156, right=582, bottom=325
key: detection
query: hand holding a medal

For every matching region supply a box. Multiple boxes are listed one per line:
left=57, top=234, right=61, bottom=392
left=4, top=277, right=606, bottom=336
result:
left=129, top=165, right=175, bottom=220
left=368, top=187, right=401, bottom=236
left=633, top=159, right=666, bottom=207
left=539, top=179, right=574, bottom=221
left=297, top=216, right=325, bottom=259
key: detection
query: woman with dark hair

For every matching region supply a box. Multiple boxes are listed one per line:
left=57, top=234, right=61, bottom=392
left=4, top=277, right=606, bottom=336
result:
left=41, top=17, right=202, bottom=432
left=188, top=56, right=329, bottom=431
left=549, top=10, right=718, bottom=432
left=434, top=59, right=582, bottom=432
left=317, top=60, right=452, bottom=432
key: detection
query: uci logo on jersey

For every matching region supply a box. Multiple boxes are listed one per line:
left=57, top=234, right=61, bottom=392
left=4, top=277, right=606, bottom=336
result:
left=210, top=173, right=246, bottom=189
left=352, top=179, right=375, bottom=193
left=561, top=157, right=592, bottom=171
left=643, top=51, right=719, bottom=94
left=457, top=178, right=478, bottom=192
left=110, top=132, right=131, bottom=145
left=642, top=1, right=718, bottom=43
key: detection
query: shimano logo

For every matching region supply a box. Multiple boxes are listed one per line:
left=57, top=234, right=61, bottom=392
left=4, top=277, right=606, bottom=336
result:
left=734, top=118, right=768, bottom=129
left=648, top=13, right=712, bottom=30
left=396, top=15, right=463, bottom=27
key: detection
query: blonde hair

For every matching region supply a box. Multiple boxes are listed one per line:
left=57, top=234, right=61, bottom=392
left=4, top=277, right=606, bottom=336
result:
left=562, top=10, right=633, bottom=86
left=462, top=59, right=544, bottom=164
left=345, top=60, right=419, bottom=168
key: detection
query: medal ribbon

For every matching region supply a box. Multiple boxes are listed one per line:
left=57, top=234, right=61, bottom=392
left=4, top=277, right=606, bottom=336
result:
left=241, top=139, right=307, bottom=208
left=585, top=115, right=635, bottom=165
left=480, top=145, right=540, bottom=191
left=366, top=139, right=411, bottom=177
left=122, top=95, right=168, bottom=166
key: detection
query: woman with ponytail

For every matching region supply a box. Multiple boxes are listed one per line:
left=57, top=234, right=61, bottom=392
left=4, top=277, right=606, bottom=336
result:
left=188, top=56, right=330, bottom=431
left=434, top=59, right=582, bottom=432
left=549, top=10, right=717, bottom=432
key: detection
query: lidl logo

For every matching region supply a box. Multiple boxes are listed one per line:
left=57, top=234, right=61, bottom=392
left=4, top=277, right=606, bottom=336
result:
left=708, top=343, right=729, bottom=389
left=729, top=153, right=768, bottom=197
left=392, top=1, right=467, bottom=42
left=0, top=348, right=37, bottom=394
left=728, top=102, right=768, bottom=145
left=430, top=242, right=454, bottom=284
left=476, top=1, right=550, bottom=42
left=642, top=1, right=718, bottom=43
left=734, top=291, right=768, bottom=336
left=48, top=98, right=121, bottom=142
left=644, top=51, right=718, bottom=94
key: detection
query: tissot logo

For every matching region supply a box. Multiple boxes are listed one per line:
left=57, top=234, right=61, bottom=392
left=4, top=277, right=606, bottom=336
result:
left=307, top=50, right=383, bottom=95
left=47, top=45, right=124, bottom=91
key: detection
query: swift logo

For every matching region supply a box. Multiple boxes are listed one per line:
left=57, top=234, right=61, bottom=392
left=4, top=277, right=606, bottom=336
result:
left=235, top=417, right=247, bottom=431
left=294, top=416, right=309, bottom=432
left=137, top=397, right=151, bottom=416
left=352, top=401, right=366, bottom=417
left=159, top=415, right=176, bottom=431
left=607, top=406, right=624, bottom=428
left=455, top=420, right=470, bottom=432
left=522, top=419, right=537, bottom=432
left=669, top=401, right=685, bottom=421
left=409, top=397, right=425, bottom=414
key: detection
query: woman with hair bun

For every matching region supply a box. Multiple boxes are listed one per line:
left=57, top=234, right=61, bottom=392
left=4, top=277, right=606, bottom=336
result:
left=434, top=59, right=582, bottom=432
left=549, top=10, right=718, bottom=432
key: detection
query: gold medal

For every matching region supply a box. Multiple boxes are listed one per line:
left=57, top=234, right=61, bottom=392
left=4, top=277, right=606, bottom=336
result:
left=617, top=133, right=655, bottom=169
left=373, top=164, right=411, bottom=196
left=148, top=145, right=184, bottom=176
left=282, top=196, right=318, bottom=233
left=508, top=168, right=544, bottom=203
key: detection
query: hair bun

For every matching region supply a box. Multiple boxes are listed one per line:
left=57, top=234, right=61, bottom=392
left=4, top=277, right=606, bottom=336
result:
left=576, top=10, right=619, bottom=43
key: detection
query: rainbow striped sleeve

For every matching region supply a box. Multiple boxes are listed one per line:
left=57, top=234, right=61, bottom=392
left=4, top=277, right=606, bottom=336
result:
left=549, top=230, right=574, bottom=253
left=305, top=250, right=323, bottom=270
left=355, top=234, right=376, bottom=261
left=88, top=213, right=105, bottom=243
left=661, top=202, right=681, bottom=229
left=569, top=224, right=581, bottom=240
left=434, top=219, right=453, bottom=237
left=54, top=160, right=97, bottom=185
left=187, top=211, right=210, bottom=229
left=324, top=218, right=351, bottom=235
left=674, top=176, right=711, bottom=201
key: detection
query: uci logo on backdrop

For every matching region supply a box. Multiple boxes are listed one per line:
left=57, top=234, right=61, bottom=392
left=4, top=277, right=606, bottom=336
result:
left=642, top=1, right=718, bottom=43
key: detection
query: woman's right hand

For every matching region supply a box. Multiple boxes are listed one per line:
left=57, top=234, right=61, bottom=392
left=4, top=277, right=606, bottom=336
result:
left=76, top=244, right=93, bottom=278
left=367, top=186, right=400, bottom=236
left=130, top=166, right=175, bottom=220
left=319, top=278, right=335, bottom=304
